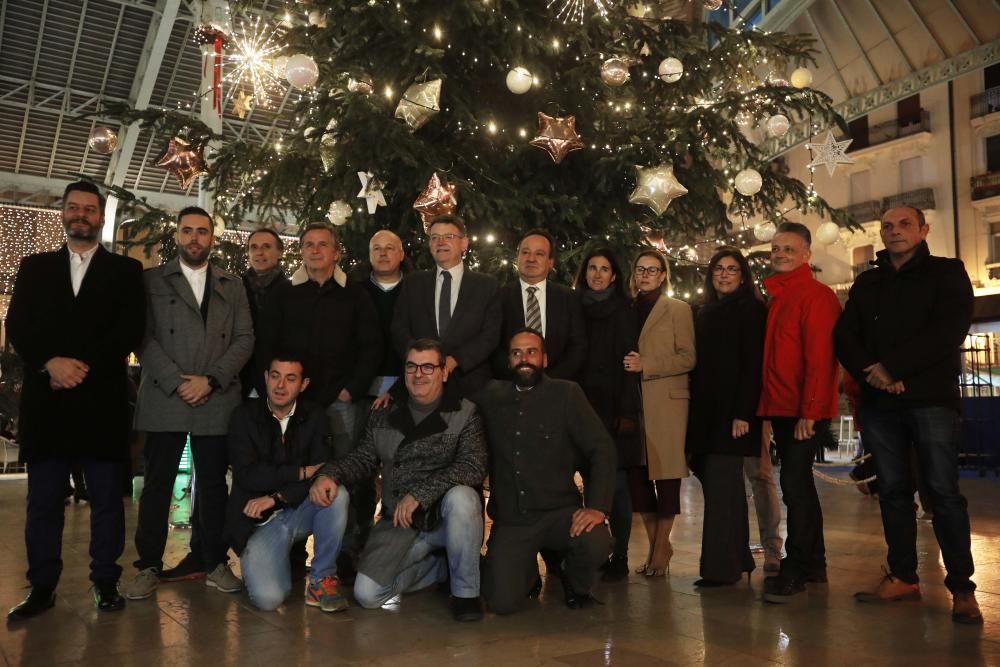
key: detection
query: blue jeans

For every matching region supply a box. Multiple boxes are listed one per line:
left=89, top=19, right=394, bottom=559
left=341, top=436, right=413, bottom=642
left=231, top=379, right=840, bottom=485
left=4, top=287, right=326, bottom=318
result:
left=240, top=492, right=350, bottom=611
left=860, top=405, right=976, bottom=593
left=353, top=486, right=483, bottom=608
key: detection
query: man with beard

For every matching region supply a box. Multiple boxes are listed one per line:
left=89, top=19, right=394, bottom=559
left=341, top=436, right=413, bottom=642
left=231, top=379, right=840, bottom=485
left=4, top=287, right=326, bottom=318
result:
left=6, top=181, right=145, bottom=619
left=240, top=229, right=290, bottom=399
left=125, top=206, right=254, bottom=601
left=476, top=329, right=616, bottom=614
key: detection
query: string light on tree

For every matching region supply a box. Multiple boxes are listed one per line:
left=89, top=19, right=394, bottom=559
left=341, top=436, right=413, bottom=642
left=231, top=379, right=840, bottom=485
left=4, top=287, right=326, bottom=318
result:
left=547, top=0, right=609, bottom=23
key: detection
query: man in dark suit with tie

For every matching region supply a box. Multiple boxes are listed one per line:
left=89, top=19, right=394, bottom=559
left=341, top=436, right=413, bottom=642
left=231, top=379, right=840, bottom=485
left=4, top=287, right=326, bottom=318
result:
left=496, top=229, right=587, bottom=381
left=392, top=215, right=502, bottom=397
left=6, top=181, right=146, bottom=619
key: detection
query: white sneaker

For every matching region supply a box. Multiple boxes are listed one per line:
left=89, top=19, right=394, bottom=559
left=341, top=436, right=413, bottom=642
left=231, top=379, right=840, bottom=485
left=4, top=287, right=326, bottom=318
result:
left=206, top=563, right=243, bottom=593
left=124, top=568, right=159, bottom=600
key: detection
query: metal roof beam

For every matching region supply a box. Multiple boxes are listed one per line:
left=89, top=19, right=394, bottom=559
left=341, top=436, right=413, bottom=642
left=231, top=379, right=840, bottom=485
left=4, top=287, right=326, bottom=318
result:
left=805, top=10, right=852, bottom=99
left=861, top=0, right=915, bottom=73
left=828, top=0, right=882, bottom=86
left=943, top=0, right=979, bottom=47
left=15, top=0, right=51, bottom=172
left=0, top=171, right=194, bottom=212
left=902, top=0, right=947, bottom=60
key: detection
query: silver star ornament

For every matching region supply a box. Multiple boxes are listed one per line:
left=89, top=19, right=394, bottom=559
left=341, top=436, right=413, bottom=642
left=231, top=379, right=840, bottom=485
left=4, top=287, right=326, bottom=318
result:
left=357, top=171, right=387, bottom=214
left=629, top=164, right=688, bottom=217
left=807, top=131, right=854, bottom=177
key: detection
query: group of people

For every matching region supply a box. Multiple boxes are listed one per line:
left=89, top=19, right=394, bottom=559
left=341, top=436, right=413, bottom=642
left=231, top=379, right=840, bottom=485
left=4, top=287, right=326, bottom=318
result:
left=5, top=179, right=982, bottom=627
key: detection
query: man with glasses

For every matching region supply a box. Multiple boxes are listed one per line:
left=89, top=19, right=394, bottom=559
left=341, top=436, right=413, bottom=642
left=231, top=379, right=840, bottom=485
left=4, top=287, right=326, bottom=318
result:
left=308, top=339, right=488, bottom=621
left=392, top=215, right=502, bottom=397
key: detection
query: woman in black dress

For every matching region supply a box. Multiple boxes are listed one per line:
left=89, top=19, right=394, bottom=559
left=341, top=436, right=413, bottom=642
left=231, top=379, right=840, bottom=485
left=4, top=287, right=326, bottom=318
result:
left=687, top=247, right=766, bottom=586
left=573, top=248, right=641, bottom=581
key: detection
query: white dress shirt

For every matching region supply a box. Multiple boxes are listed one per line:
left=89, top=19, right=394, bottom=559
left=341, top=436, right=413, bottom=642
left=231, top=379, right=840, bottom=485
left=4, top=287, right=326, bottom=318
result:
left=180, top=261, right=209, bottom=307
left=519, top=278, right=547, bottom=336
left=434, top=263, right=465, bottom=333
left=268, top=400, right=297, bottom=436
left=69, top=244, right=99, bottom=297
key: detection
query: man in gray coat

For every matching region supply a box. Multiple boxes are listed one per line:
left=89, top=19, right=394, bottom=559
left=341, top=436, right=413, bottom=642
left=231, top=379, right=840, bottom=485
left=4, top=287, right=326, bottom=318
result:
left=125, top=206, right=254, bottom=600
left=309, top=338, right=488, bottom=622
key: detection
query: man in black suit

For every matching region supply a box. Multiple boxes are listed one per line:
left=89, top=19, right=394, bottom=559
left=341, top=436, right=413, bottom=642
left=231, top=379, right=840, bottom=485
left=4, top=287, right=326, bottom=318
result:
left=240, top=228, right=291, bottom=399
left=6, top=181, right=146, bottom=619
left=496, top=229, right=586, bottom=381
left=391, top=214, right=502, bottom=397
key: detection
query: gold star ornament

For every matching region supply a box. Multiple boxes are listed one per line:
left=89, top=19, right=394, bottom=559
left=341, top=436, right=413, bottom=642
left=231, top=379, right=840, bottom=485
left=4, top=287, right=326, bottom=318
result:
left=412, top=172, right=458, bottom=232
left=155, top=137, right=209, bottom=189
left=629, top=164, right=688, bottom=216
left=529, top=112, right=584, bottom=164
left=233, top=90, right=252, bottom=119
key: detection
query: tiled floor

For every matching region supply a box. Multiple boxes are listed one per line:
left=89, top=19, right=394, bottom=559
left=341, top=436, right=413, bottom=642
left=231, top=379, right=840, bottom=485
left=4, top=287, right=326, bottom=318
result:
left=1, top=470, right=998, bottom=666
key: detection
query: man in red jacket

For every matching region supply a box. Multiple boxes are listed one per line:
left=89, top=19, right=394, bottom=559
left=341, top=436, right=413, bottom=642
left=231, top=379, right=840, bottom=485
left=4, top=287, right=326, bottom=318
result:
left=757, top=222, right=841, bottom=603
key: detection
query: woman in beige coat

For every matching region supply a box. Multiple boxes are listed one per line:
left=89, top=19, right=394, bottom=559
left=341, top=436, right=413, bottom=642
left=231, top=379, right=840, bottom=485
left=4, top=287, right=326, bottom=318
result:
left=623, top=250, right=695, bottom=576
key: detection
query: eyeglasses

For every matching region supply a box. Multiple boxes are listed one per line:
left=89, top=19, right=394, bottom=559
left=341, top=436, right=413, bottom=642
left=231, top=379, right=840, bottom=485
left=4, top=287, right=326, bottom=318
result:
left=405, top=362, right=443, bottom=375
left=429, top=233, right=462, bottom=242
left=634, top=266, right=663, bottom=276
left=711, top=265, right=742, bottom=275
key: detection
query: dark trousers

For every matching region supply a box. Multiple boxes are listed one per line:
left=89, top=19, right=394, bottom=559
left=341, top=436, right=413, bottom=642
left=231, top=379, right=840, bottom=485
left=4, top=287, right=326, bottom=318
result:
left=134, top=432, right=229, bottom=571
left=483, top=506, right=611, bottom=615
left=26, top=458, right=124, bottom=589
left=860, top=405, right=975, bottom=593
left=609, top=470, right=632, bottom=559
left=691, top=454, right=754, bottom=582
left=771, top=418, right=828, bottom=579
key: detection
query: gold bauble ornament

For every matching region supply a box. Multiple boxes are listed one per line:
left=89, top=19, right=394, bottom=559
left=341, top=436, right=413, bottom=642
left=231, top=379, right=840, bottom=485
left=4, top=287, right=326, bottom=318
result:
left=600, top=58, right=630, bottom=86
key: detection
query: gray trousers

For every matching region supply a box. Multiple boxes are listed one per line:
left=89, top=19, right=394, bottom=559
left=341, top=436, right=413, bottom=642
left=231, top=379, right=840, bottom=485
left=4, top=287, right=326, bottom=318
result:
left=744, top=436, right=783, bottom=560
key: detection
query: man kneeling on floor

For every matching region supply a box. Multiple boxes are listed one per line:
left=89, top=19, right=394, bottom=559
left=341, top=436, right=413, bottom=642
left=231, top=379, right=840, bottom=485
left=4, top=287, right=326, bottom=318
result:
left=309, top=338, right=488, bottom=622
left=225, top=353, right=348, bottom=612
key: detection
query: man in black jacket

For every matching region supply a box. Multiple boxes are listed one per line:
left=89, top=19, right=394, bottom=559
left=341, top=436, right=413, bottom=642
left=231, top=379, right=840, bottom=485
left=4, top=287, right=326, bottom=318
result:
left=834, top=205, right=981, bottom=624
left=258, top=223, right=381, bottom=461
left=6, top=181, right=145, bottom=619
left=495, top=229, right=587, bottom=381
left=226, top=353, right=346, bottom=612
left=240, top=228, right=291, bottom=399
left=477, top=329, right=615, bottom=614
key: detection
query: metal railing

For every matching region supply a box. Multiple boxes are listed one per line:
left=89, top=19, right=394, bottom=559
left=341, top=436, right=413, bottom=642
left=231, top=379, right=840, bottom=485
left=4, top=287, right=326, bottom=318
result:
left=972, top=172, right=1000, bottom=200
left=971, top=86, right=1000, bottom=119
left=882, top=188, right=936, bottom=212
left=846, top=110, right=930, bottom=152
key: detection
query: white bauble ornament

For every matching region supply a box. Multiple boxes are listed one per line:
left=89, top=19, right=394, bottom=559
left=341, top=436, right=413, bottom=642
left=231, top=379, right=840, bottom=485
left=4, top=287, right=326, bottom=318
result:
left=285, top=54, right=319, bottom=89
left=303, top=126, right=319, bottom=143
left=657, top=57, right=683, bottom=83
left=766, top=114, right=790, bottom=138
left=307, top=10, right=327, bottom=28
left=326, top=200, right=352, bottom=226
left=734, top=168, right=763, bottom=196
left=790, top=67, right=813, bottom=89
left=816, top=221, right=841, bottom=245
left=506, top=67, right=533, bottom=94
left=754, top=221, right=777, bottom=243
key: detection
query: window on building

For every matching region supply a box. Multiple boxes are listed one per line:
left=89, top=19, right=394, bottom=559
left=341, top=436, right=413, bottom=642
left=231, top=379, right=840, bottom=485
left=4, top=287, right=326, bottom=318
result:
left=850, top=170, right=871, bottom=204
left=987, top=134, right=1000, bottom=173
left=897, top=94, right=922, bottom=127
left=991, top=222, right=1000, bottom=263
left=985, top=63, right=1000, bottom=90
left=852, top=244, right=874, bottom=277
left=848, top=116, right=869, bottom=150
left=900, top=156, right=923, bottom=192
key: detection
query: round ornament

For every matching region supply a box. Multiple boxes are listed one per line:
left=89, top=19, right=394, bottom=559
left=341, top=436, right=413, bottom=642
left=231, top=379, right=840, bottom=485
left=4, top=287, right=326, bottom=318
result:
left=307, top=10, right=327, bottom=28
left=734, top=168, right=763, bottom=196
left=88, top=127, right=119, bottom=155
left=600, top=58, right=630, bottom=87
left=285, top=54, right=319, bottom=89
left=657, top=57, right=683, bottom=83
left=326, top=200, right=352, bottom=226
left=506, top=67, right=533, bottom=94
left=753, top=221, right=777, bottom=243
left=766, top=114, right=790, bottom=138
left=790, top=67, right=813, bottom=89
left=703, top=0, right=723, bottom=9
left=816, top=221, right=841, bottom=245
left=347, top=73, right=374, bottom=94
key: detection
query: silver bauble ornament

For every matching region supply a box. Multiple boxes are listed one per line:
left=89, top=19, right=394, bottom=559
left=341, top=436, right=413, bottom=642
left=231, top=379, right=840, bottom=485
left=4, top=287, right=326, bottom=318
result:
left=766, top=114, right=791, bottom=138
left=734, top=168, right=763, bottom=196
left=88, top=127, right=119, bottom=155
left=600, top=58, right=630, bottom=87
left=285, top=54, right=319, bottom=89
left=754, top=221, right=777, bottom=243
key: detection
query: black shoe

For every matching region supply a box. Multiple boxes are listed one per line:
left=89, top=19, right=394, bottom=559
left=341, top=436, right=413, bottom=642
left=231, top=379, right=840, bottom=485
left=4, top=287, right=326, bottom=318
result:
left=600, top=556, right=629, bottom=583
left=541, top=550, right=564, bottom=579
left=561, top=573, right=599, bottom=609
left=762, top=575, right=806, bottom=603
left=450, top=595, right=483, bottom=622
left=7, top=588, right=55, bottom=621
left=93, top=582, right=126, bottom=611
left=527, top=576, right=543, bottom=599
left=805, top=569, right=828, bottom=583
left=73, top=487, right=90, bottom=504
left=336, top=551, right=357, bottom=586
left=159, top=553, right=207, bottom=582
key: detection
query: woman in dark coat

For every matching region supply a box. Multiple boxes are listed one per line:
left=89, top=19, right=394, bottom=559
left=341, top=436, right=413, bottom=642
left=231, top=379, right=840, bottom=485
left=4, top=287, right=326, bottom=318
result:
left=687, top=247, right=766, bottom=586
left=573, top=248, right=641, bottom=581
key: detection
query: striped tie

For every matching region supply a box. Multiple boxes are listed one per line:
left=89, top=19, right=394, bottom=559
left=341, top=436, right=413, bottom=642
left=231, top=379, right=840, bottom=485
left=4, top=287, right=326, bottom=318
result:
left=525, top=286, right=542, bottom=332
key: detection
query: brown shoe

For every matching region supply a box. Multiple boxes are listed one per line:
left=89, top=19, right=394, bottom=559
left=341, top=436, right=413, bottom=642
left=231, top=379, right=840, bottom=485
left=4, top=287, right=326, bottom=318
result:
left=854, top=570, right=921, bottom=603
left=952, top=592, right=984, bottom=625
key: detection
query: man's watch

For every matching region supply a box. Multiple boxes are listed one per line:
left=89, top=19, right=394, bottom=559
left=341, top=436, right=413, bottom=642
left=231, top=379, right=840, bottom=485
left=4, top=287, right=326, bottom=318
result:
left=206, top=375, right=222, bottom=391
left=269, top=492, right=287, bottom=509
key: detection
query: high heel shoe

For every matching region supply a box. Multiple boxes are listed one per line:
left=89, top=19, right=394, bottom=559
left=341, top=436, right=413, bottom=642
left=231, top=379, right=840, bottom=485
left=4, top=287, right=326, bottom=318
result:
left=644, top=566, right=668, bottom=578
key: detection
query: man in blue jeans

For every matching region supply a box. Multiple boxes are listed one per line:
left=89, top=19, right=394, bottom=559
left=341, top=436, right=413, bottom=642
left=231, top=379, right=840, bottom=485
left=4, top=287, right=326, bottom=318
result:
left=226, top=353, right=348, bottom=612
left=835, top=205, right=981, bottom=624
left=309, top=338, right=488, bottom=622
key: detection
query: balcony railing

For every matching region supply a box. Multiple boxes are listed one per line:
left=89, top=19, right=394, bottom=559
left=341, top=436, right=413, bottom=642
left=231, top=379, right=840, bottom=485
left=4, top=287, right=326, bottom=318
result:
left=882, top=187, right=935, bottom=212
left=844, top=200, right=882, bottom=222
left=971, top=86, right=1000, bottom=119
left=972, top=172, right=1000, bottom=201
left=846, top=111, right=931, bottom=153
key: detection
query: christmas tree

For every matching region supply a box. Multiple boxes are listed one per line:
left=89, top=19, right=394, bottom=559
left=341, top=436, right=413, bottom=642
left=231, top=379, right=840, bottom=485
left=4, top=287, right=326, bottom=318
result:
left=103, top=0, right=850, bottom=290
